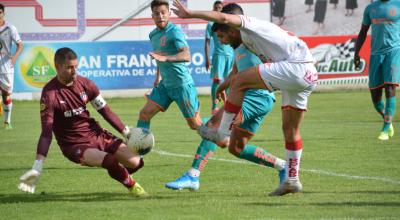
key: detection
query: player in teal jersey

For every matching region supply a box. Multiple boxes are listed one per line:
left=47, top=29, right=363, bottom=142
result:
left=165, top=42, right=286, bottom=191
left=354, top=0, right=400, bottom=140
left=136, top=0, right=202, bottom=131
left=204, top=1, right=235, bottom=115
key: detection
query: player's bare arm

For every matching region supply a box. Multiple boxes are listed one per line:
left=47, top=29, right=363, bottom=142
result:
left=354, top=24, right=370, bottom=68
left=154, top=67, right=161, bottom=87
left=11, top=41, right=23, bottom=65
left=204, top=38, right=211, bottom=71
left=172, top=0, right=242, bottom=28
left=150, top=46, right=190, bottom=62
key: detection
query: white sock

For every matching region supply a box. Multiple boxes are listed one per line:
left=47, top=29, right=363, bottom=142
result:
left=285, top=149, right=302, bottom=181
left=274, top=158, right=286, bottom=171
left=3, top=102, right=12, bottom=123
left=218, top=111, right=236, bottom=136
left=188, top=168, right=200, bottom=177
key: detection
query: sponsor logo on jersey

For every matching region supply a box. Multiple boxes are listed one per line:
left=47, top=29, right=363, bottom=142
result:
left=79, top=92, right=88, bottom=102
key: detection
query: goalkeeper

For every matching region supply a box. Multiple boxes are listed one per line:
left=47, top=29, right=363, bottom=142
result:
left=18, top=48, right=147, bottom=197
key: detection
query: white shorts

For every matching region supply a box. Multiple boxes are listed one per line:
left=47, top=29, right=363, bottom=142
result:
left=258, top=61, right=318, bottom=110
left=0, top=73, right=14, bottom=94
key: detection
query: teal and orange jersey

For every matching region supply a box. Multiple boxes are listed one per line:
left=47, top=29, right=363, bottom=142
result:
left=206, top=21, right=234, bottom=57
left=235, top=44, right=275, bottom=101
left=363, top=0, right=400, bottom=55
left=149, top=22, right=194, bottom=88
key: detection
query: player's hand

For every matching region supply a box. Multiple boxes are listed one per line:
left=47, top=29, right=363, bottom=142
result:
left=354, top=54, right=361, bottom=69
left=11, top=56, right=17, bottom=65
left=172, top=0, right=192, bottom=18
left=18, top=160, right=43, bottom=194
left=216, top=89, right=226, bottom=102
left=149, top=52, right=167, bottom=62
left=205, top=59, right=211, bottom=71
left=18, top=169, right=41, bottom=193
left=122, top=125, right=131, bottom=141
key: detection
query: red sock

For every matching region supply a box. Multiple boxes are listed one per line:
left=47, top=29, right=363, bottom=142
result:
left=285, top=139, right=303, bottom=151
left=102, top=154, right=135, bottom=188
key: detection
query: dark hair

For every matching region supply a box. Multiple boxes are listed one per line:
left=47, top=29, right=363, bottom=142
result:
left=221, top=3, right=244, bottom=15
left=213, top=1, right=223, bottom=6
left=151, top=0, right=169, bottom=11
left=211, top=3, right=244, bottom=33
left=54, top=47, right=78, bottom=65
left=0, top=4, right=4, bottom=12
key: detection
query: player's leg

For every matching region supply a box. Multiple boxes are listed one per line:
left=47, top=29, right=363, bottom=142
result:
left=370, top=88, right=385, bottom=118
left=382, top=85, right=396, bottom=138
left=229, top=127, right=286, bottom=184
left=211, top=78, right=221, bottom=114
left=212, top=66, right=267, bottom=137
left=165, top=138, right=217, bottom=191
left=174, top=83, right=202, bottom=130
left=83, top=132, right=147, bottom=196
left=0, top=73, right=14, bottom=129
left=269, top=91, right=307, bottom=196
left=230, top=96, right=286, bottom=184
left=210, top=55, right=226, bottom=114
left=2, top=91, right=12, bottom=129
left=380, top=49, right=400, bottom=139
left=137, top=84, right=171, bottom=129
left=165, top=117, right=218, bottom=191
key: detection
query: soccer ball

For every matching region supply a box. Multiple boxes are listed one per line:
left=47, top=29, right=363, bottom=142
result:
left=126, top=127, right=154, bottom=155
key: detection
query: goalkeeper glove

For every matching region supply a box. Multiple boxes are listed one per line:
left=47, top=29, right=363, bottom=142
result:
left=18, top=160, right=43, bottom=194
left=122, top=125, right=131, bottom=141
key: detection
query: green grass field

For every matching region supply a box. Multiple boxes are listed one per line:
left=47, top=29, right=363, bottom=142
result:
left=1, top=91, right=399, bottom=220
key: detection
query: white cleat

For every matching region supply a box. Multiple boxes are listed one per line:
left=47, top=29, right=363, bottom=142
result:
left=197, top=125, right=229, bottom=144
left=269, top=179, right=303, bottom=196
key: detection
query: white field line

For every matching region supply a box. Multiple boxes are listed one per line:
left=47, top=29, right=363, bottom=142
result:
left=154, top=149, right=400, bottom=185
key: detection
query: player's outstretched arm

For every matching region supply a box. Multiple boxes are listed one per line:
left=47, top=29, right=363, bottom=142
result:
left=150, top=47, right=190, bottom=63
left=172, top=0, right=242, bottom=28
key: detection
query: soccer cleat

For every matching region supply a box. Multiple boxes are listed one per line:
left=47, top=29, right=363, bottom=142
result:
left=278, top=168, right=286, bottom=185
left=129, top=182, right=149, bottom=197
left=165, top=172, right=200, bottom=191
left=197, top=124, right=229, bottom=145
left=388, top=124, right=394, bottom=138
left=268, top=179, right=303, bottom=196
left=378, top=132, right=389, bottom=141
left=3, top=122, right=12, bottom=130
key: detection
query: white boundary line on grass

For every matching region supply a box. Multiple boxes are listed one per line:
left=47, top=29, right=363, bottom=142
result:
left=154, top=149, right=400, bottom=185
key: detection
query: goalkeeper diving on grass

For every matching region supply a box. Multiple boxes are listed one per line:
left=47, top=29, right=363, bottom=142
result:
left=18, top=48, right=148, bottom=197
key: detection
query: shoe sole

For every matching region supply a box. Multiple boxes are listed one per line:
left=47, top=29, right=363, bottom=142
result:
left=165, top=185, right=199, bottom=191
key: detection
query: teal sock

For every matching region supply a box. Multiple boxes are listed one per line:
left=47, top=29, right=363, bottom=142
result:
left=238, top=145, right=276, bottom=168
left=373, top=100, right=385, bottom=117
left=211, top=82, right=219, bottom=110
left=191, top=139, right=217, bottom=171
left=136, top=120, right=150, bottom=129
left=382, top=97, right=396, bottom=132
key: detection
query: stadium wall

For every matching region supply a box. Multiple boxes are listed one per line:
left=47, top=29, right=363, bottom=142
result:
left=5, top=0, right=371, bottom=100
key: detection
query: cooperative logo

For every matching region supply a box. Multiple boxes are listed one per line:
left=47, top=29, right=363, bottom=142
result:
left=19, top=46, right=56, bottom=88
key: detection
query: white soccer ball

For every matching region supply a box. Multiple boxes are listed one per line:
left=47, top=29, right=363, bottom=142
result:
left=127, top=127, right=154, bottom=155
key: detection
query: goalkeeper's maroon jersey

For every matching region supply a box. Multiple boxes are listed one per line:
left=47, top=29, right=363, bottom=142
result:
left=39, top=76, right=103, bottom=149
